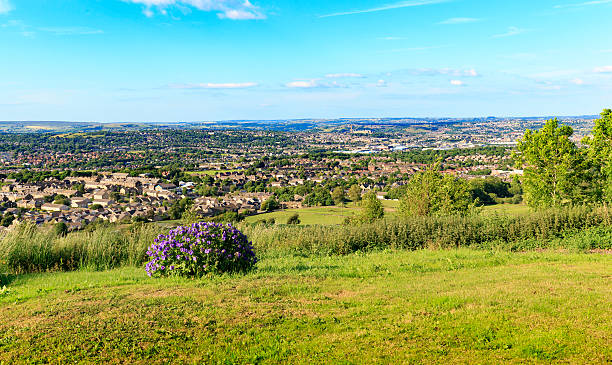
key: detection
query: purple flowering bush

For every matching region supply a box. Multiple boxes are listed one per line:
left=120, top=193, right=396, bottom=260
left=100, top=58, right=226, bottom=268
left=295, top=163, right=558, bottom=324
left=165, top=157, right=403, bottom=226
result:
left=145, top=222, right=257, bottom=277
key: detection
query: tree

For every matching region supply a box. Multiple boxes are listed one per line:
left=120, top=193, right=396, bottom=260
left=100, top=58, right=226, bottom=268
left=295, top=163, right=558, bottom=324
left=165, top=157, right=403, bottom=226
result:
left=515, top=118, right=582, bottom=208
left=399, top=165, right=472, bottom=217
left=286, top=213, right=301, bottom=225
left=261, top=196, right=280, bottom=212
left=331, top=186, right=346, bottom=205
left=360, top=192, right=384, bottom=222
left=348, top=184, right=361, bottom=202
left=583, top=109, right=612, bottom=202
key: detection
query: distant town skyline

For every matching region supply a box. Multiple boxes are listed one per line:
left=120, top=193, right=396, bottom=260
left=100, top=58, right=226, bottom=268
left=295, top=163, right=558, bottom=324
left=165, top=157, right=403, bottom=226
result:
left=1, top=0, right=611, bottom=122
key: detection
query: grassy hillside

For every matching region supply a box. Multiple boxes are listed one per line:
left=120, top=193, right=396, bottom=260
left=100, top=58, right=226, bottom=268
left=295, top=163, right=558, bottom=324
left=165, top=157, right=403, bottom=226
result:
left=1, top=249, right=610, bottom=363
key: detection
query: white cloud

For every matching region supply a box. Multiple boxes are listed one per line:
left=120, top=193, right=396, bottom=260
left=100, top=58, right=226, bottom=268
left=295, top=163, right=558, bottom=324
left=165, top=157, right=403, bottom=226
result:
left=414, top=68, right=479, bottom=77
left=123, top=0, right=265, bottom=20
left=450, top=80, right=464, bottom=86
left=594, top=66, right=612, bottom=73
left=492, top=26, right=528, bottom=38
left=0, top=0, right=12, bottom=14
left=571, top=78, right=585, bottom=85
left=376, top=79, right=388, bottom=87
left=169, top=82, right=258, bottom=89
left=437, top=17, right=480, bottom=25
left=319, top=0, right=450, bottom=18
left=325, top=73, right=364, bottom=78
left=285, top=80, right=320, bottom=88
left=555, top=0, right=612, bottom=8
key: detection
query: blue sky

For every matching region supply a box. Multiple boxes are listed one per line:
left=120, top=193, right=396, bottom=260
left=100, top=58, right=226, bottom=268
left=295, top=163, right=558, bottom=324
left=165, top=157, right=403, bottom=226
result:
left=1, top=0, right=611, bottom=122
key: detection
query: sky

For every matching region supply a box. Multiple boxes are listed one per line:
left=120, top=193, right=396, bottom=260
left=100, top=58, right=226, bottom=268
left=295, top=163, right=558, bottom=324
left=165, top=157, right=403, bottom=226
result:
left=0, top=0, right=611, bottom=122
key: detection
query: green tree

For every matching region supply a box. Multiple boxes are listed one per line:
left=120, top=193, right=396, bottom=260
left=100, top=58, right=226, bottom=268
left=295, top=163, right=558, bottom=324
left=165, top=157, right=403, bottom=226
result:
left=515, top=118, right=582, bottom=208
left=261, top=196, right=280, bottom=212
left=583, top=109, right=612, bottom=202
left=331, top=186, right=346, bottom=205
left=360, top=192, right=384, bottom=222
left=347, top=184, right=361, bottom=202
left=399, top=165, right=472, bottom=217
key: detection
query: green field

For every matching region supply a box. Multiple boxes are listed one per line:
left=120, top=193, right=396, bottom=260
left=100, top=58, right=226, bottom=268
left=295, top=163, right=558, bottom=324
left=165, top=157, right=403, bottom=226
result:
left=1, top=249, right=610, bottom=363
left=245, top=201, right=399, bottom=225
left=246, top=201, right=526, bottom=226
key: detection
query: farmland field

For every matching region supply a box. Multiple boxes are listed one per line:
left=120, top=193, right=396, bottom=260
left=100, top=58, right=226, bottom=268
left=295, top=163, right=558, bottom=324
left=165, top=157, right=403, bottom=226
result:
left=1, top=249, right=610, bottom=364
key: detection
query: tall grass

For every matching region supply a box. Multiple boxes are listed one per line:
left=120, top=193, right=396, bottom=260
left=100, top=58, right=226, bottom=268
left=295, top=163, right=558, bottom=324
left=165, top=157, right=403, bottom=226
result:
left=1, top=205, right=610, bottom=274
left=0, top=223, right=161, bottom=274
left=242, top=205, right=612, bottom=255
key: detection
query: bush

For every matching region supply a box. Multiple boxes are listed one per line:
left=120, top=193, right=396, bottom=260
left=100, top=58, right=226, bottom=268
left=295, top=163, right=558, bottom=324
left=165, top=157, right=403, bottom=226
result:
left=145, top=222, right=257, bottom=278
left=286, top=213, right=300, bottom=225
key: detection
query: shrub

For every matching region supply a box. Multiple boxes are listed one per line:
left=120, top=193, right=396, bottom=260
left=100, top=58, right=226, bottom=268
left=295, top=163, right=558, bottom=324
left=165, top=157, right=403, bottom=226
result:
left=286, top=213, right=301, bottom=225
left=145, top=222, right=257, bottom=278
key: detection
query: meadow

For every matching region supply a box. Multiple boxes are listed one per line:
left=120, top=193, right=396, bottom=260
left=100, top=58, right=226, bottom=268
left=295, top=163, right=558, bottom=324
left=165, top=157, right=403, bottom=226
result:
left=1, top=249, right=610, bottom=363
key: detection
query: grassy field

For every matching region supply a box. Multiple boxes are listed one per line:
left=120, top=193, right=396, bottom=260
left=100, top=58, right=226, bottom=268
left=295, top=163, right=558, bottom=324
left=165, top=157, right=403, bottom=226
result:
left=245, top=200, right=400, bottom=225
left=245, top=201, right=526, bottom=226
left=1, top=249, right=610, bottom=363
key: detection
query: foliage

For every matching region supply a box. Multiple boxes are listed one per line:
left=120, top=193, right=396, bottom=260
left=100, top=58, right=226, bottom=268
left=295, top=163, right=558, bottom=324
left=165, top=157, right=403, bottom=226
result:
left=0, top=222, right=160, bottom=274
left=54, top=222, right=68, bottom=237
left=261, top=196, right=280, bottom=212
left=347, top=184, right=361, bottom=202
left=331, top=186, right=346, bottom=205
left=286, top=213, right=301, bottom=225
left=399, top=166, right=472, bottom=216
left=582, top=109, right=612, bottom=202
left=145, top=222, right=257, bottom=278
left=359, top=192, right=384, bottom=222
left=515, top=119, right=583, bottom=208
left=244, top=205, right=612, bottom=256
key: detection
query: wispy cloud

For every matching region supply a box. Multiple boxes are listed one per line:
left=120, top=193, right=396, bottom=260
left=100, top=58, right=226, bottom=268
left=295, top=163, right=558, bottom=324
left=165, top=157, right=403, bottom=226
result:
left=450, top=80, right=465, bottom=86
left=285, top=79, right=350, bottom=89
left=414, top=68, right=479, bottom=77
left=285, top=80, right=320, bottom=88
left=319, top=0, right=450, bottom=18
left=594, top=66, right=612, bottom=73
left=0, top=0, right=12, bottom=14
left=169, top=82, right=259, bottom=89
left=554, top=0, right=612, bottom=9
left=325, top=73, right=364, bottom=78
left=123, top=0, right=265, bottom=20
left=1, top=21, right=104, bottom=36
left=492, top=26, right=528, bottom=38
left=37, top=26, right=104, bottom=35
left=437, top=17, right=480, bottom=25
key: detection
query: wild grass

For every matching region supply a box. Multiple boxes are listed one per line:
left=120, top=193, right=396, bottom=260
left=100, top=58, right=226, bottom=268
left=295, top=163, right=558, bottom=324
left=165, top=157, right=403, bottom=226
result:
left=1, top=205, right=611, bottom=274
left=242, top=205, right=612, bottom=256
left=0, top=223, right=160, bottom=274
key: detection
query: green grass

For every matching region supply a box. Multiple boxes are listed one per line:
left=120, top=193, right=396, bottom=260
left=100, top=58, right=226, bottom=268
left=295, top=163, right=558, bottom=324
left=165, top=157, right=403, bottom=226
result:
left=245, top=200, right=400, bottom=226
left=0, top=249, right=610, bottom=363
left=480, top=204, right=532, bottom=216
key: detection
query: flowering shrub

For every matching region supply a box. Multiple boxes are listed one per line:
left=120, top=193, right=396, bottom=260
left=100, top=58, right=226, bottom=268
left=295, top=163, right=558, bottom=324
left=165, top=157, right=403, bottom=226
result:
left=145, top=222, right=257, bottom=277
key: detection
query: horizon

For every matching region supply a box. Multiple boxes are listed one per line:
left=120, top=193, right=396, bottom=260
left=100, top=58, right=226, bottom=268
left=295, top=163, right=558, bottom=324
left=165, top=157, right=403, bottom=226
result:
left=1, top=0, right=611, bottom=121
